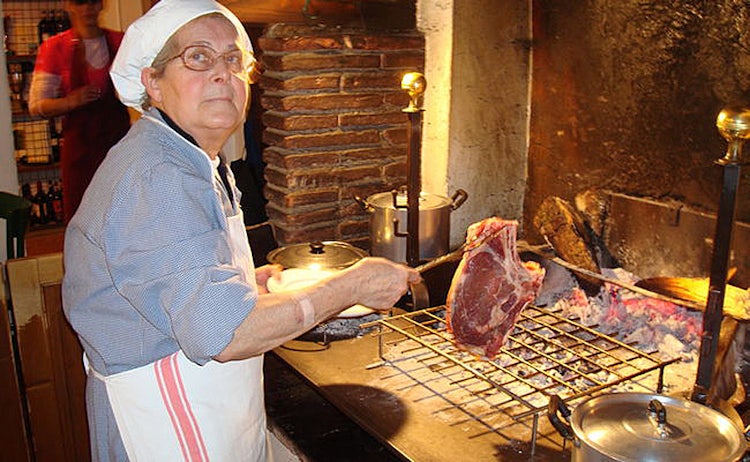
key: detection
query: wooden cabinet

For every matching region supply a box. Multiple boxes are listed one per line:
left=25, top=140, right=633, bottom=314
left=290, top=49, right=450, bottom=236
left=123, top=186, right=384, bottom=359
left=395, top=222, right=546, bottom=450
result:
left=0, top=287, right=32, bottom=461
left=3, top=254, right=89, bottom=462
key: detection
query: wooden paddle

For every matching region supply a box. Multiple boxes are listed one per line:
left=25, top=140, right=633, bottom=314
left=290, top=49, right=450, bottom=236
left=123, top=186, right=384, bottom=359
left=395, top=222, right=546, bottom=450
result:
left=635, top=270, right=750, bottom=321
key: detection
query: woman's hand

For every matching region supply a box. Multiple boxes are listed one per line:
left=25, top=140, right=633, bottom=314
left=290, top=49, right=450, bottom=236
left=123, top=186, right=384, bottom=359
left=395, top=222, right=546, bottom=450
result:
left=339, top=257, right=422, bottom=311
left=254, top=264, right=283, bottom=294
left=68, top=84, right=102, bottom=110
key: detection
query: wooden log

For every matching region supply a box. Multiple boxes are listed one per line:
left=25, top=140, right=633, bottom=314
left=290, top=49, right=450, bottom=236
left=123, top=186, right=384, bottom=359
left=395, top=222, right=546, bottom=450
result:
left=532, top=196, right=603, bottom=295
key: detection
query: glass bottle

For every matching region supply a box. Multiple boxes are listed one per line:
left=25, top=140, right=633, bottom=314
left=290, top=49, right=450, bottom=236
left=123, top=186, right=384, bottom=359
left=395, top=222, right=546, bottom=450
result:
left=38, top=11, right=53, bottom=45
left=34, top=180, right=48, bottom=224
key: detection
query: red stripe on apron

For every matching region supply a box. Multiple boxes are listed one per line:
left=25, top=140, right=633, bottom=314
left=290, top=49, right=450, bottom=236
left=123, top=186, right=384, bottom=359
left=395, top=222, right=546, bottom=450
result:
left=155, top=354, right=210, bottom=461
left=168, top=354, right=210, bottom=461
left=154, top=357, right=191, bottom=460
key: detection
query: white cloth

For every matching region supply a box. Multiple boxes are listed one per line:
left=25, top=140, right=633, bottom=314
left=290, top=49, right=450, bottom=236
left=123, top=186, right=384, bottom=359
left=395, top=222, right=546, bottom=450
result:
left=110, top=0, right=252, bottom=111
left=223, top=125, right=247, bottom=163
left=86, top=209, right=269, bottom=461
left=83, top=35, right=109, bottom=69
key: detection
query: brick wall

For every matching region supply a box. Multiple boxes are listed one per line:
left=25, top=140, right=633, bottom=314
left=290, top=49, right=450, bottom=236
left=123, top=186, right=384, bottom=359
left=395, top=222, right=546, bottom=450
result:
left=258, top=24, right=425, bottom=248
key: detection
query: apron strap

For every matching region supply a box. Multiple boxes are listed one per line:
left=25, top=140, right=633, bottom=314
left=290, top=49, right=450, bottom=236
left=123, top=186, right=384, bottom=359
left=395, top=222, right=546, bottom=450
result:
left=217, top=158, right=235, bottom=204
left=83, top=353, right=107, bottom=381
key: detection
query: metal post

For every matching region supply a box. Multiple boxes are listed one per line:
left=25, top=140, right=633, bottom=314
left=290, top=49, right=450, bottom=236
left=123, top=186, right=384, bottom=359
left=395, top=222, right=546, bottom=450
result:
left=692, top=106, right=750, bottom=405
left=400, top=72, right=426, bottom=267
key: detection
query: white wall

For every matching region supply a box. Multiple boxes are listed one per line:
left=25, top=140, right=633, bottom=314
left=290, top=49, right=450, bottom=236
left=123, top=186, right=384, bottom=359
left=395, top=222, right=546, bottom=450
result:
left=100, top=0, right=145, bottom=32
left=416, top=0, right=452, bottom=200
left=417, top=1, right=532, bottom=247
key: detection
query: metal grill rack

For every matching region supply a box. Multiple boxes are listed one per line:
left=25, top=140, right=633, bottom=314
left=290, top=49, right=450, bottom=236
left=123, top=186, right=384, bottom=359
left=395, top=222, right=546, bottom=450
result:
left=363, top=305, right=680, bottom=451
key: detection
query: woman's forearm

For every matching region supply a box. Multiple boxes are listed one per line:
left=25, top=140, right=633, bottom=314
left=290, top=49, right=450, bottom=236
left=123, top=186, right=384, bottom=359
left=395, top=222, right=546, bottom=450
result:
left=28, top=82, right=101, bottom=118
left=214, top=257, right=419, bottom=362
left=29, top=96, right=75, bottom=118
left=214, top=273, right=353, bottom=361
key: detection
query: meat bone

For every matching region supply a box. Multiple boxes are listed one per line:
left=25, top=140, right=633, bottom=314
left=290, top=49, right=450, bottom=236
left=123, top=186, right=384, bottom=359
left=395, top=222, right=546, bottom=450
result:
left=414, top=227, right=509, bottom=274
left=405, top=227, right=509, bottom=311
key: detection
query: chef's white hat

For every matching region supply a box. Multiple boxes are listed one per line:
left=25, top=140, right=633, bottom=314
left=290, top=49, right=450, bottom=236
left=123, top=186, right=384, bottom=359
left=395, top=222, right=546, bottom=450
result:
left=111, top=0, right=252, bottom=112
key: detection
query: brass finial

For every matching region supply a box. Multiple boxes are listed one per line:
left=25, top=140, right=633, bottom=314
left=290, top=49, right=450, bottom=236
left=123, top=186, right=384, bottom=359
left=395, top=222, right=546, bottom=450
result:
left=401, top=72, right=426, bottom=113
left=716, top=106, right=750, bottom=163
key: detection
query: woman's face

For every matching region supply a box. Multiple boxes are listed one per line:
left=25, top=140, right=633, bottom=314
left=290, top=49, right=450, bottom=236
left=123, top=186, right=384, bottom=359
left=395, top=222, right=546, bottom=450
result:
left=145, top=15, right=250, bottom=145
left=64, top=0, right=103, bottom=28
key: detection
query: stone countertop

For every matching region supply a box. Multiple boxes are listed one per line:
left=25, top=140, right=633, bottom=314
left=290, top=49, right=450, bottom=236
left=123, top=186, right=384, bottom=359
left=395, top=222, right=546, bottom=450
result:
left=268, top=332, right=573, bottom=462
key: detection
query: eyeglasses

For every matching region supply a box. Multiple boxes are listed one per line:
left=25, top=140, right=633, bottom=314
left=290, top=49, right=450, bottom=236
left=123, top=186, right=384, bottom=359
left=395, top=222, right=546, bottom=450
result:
left=168, top=45, right=263, bottom=83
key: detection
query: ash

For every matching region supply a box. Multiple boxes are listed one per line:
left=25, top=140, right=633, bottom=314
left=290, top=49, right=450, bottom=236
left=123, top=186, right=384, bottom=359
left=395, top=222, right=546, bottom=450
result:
left=536, top=262, right=702, bottom=392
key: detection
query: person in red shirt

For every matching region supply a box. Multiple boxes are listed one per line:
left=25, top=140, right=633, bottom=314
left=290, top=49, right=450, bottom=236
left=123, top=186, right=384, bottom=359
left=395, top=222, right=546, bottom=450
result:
left=28, top=0, right=130, bottom=222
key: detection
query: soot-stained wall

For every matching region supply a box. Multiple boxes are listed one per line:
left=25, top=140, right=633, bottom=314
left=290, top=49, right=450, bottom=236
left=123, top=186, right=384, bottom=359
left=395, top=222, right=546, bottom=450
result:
left=525, top=0, right=750, bottom=243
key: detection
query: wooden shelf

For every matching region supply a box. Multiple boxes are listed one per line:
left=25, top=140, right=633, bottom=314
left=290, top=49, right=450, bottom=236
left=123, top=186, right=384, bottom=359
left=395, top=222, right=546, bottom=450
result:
left=17, top=162, right=59, bottom=173
left=26, top=224, right=66, bottom=256
left=5, top=54, right=35, bottom=63
left=10, top=111, right=44, bottom=122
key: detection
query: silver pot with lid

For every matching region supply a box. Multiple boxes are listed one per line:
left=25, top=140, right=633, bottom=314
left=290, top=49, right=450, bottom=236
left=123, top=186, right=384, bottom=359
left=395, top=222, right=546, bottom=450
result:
left=355, top=187, right=467, bottom=264
left=548, top=393, right=747, bottom=462
left=266, top=240, right=367, bottom=271
left=266, top=240, right=375, bottom=343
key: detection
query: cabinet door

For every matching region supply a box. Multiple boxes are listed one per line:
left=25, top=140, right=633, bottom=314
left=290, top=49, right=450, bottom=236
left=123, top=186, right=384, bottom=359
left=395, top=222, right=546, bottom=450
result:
left=0, top=296, right=32, bottom=462
left=7, top=254, right=90, bottom=462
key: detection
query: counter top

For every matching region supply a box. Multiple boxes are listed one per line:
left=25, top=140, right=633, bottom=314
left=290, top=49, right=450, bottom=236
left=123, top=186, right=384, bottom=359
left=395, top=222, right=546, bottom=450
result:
left=272, top=332, right=571, bottom=461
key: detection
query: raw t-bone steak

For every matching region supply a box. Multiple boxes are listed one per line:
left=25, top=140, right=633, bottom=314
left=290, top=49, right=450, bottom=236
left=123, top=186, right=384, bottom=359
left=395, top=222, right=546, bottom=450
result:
left=446, top=217, right=545, bottom=358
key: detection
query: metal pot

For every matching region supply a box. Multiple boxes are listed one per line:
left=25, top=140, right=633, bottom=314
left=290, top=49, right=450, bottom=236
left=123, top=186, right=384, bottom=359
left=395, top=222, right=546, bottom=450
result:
left=548, top=393, right=746, bottom=462
left=266, top=240, right=367, bottom=271
left=266, top=240, right=373, bottom=342
left=355, top=188, right=467, bottom=263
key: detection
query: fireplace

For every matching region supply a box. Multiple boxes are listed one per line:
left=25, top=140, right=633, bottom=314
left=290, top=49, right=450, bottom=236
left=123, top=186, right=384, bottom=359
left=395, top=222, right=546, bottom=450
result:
left=247, top=0, right=750, bottom=411
left=253, top=0, right=749, bottom=289
left=222, top=4, right=750, bottom=456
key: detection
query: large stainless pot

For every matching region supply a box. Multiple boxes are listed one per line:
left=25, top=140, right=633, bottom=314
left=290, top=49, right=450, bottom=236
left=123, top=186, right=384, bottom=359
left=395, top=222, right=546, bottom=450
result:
left=548, top=393, right=746, bottom=462
left=355, top=188, right=467, bottom=263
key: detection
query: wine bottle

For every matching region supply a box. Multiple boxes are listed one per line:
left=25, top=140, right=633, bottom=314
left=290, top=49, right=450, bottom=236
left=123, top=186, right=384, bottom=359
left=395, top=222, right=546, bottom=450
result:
left=51, top=181, right=64, bottom=221
left=21, top=183, right=36, bottom=225
left=45, top=181, right=58, bottom=223
left=38, top=11, right=52, bottom=45
left=28, top=183, right=40, bottom=225
left=34, top=180, right=48, bottom=224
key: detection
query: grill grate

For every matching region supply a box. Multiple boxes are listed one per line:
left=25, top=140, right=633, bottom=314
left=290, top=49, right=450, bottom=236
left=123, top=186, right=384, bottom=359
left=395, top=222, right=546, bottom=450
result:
left=362, top=304, right=680, bottom=450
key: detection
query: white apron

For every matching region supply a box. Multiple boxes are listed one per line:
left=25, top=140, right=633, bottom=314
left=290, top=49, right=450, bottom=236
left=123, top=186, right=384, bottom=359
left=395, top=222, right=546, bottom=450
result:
left=88, top=206, right=269, bottom=461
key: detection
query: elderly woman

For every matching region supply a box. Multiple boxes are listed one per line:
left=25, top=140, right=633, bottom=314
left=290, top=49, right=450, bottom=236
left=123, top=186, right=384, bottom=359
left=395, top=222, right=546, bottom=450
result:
left=61, top=0, right=420, bottom=460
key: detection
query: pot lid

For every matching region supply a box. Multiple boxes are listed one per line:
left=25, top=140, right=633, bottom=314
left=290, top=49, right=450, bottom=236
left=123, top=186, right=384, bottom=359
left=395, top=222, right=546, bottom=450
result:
left=266, top=241, right=368, bottom=270
left=368, top=190, right=451, bottom=210
left=571, top=393, right=745, bottom=462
